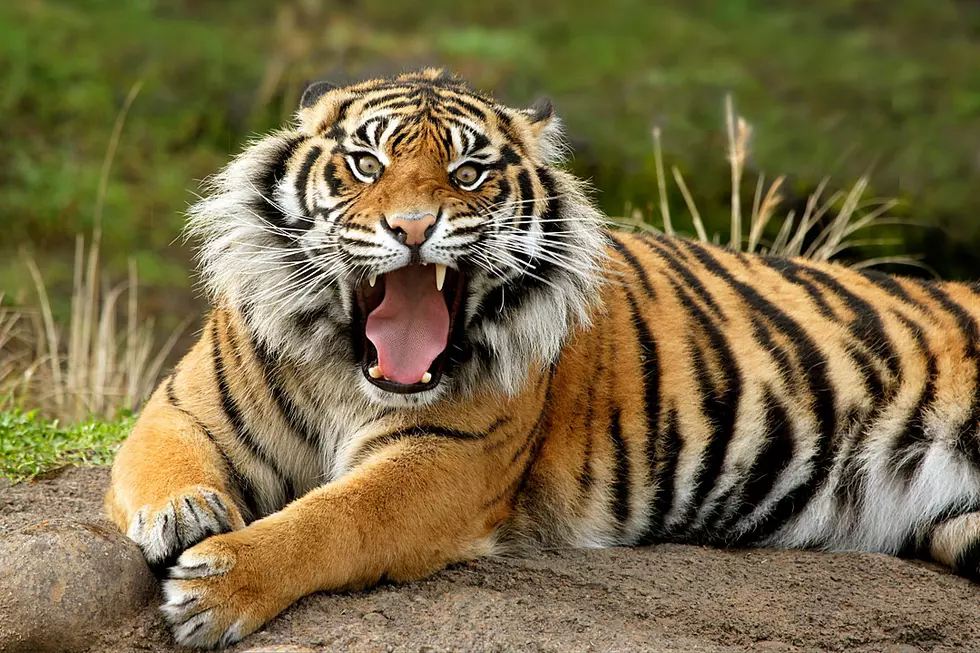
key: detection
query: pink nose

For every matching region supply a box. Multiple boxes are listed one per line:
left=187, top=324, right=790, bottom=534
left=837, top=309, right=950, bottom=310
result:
left=385, top=213, right=436, bottom=246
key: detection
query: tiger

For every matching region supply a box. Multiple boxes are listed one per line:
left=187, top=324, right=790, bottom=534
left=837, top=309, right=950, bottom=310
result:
left=105, top=68, right=980, bottom=649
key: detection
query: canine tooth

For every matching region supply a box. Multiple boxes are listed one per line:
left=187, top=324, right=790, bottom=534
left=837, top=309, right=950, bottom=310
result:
left=421, top=372, right=432, bottom=384
left=368, top=274, right=377, bottom=288
left=368, top=365, right=383, bottom=379
left=435, top=264, right=447, bottom=292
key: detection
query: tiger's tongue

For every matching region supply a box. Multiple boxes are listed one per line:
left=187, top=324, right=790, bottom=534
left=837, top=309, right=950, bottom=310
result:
left=365, top=266, right=449, bottom=385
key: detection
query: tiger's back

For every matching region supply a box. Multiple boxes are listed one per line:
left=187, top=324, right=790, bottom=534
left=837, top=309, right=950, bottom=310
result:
left=517, top=230, right=980, bottom=573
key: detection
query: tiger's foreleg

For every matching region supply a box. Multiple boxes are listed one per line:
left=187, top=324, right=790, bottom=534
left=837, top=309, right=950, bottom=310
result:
left=105, top=383, right=246, bottom=572
left=159, top=436, right=508, bottom=649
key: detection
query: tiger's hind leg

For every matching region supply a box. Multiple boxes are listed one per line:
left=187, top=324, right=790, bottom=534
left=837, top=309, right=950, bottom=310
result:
left=918, top=511, right=980, bottom=581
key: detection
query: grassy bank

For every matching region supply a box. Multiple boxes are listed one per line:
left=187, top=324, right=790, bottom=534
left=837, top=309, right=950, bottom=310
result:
left=0, top=408, right=132, bottom=483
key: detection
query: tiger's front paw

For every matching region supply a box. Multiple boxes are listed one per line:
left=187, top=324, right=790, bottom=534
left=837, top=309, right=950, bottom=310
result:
left=160, top=532, right=286, bottom=649
left=127, top=486, right=244, bottom=571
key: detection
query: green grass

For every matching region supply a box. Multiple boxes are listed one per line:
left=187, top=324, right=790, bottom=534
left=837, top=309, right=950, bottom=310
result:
left=0, top=408, right=133, bottom=483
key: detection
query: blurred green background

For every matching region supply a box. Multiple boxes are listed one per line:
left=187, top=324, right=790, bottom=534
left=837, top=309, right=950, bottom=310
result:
left=4, top=0, right=980, bottom=331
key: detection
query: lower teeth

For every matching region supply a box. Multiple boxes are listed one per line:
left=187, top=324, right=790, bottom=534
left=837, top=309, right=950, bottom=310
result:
left=367, top=365, right=433, bottom=385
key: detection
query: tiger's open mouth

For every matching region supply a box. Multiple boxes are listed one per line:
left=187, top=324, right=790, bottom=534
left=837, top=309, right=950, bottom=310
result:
left=354, top=264, right=466, bottom=394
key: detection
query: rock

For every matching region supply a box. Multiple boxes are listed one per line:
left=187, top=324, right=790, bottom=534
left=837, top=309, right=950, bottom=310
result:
left=0, top=519, right=157, bottom=653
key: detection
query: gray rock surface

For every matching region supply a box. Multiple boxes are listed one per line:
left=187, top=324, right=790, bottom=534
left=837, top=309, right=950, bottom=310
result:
left=0, top=518, right=156, bottom=653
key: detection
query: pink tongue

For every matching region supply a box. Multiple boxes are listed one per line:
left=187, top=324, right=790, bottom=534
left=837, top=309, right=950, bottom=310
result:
left=365, top=266, right=448, bottom=385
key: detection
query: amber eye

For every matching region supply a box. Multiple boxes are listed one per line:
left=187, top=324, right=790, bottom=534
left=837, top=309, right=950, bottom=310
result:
left=453, top=164, right=483, bottom=188
left=355, top=153, right=382, bottom=177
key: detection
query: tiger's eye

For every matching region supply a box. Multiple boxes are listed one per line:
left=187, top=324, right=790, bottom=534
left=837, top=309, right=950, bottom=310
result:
left=454, top=164, right=480, bottom=186
left=356, top=154, right=382, bottom=176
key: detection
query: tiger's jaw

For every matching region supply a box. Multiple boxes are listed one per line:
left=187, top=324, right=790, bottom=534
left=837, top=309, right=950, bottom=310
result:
left=354, top=264, right=467, bottom=394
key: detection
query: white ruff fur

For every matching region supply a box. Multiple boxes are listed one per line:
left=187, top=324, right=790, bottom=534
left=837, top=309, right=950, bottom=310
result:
left=185, top=120, right=610, bottom=413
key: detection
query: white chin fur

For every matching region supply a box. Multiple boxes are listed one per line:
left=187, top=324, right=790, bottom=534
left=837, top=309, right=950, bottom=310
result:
left=358, top=375, right=449, bottom=408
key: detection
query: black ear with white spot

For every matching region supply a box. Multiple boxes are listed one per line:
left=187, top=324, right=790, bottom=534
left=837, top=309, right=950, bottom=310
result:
left=300, top=80, right=338, bottom=109
left=526, top=97, right=554, bottom=130
left=523, top=96, right=564, bottom=162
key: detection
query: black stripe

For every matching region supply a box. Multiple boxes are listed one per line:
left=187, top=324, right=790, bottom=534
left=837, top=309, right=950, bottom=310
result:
left=616, top=279, right=663, bottom=539
left=858, top=269, right=929, bottom=312
left=650, top=232, right=692, bottom=260
left=772, top=259, right=901, bottom=383
left=166, top=373, right=260, bottom=521
left=578, top=383, right=597, bottom=499
left=660, top=277, right=740, bottom=537
left=294, top=145, right=322, bottom=218
left=609, top=407, right=631, bottom=533
left=916, top=280, right=980, bottom=471
left=674, top=240, right=838, bottom=546
left=344, top=222, right=374, bottom=234
left=503, top=371, right=554, bottom=469
left=608, top=233, right=656, bottom=298
left=637, top=234, right=724, bottom=321
left=210, top=318, right=291, bottom=507
left=444, top=95, right=491, bottom=123
left=637, top=408, right=681, bottom=545
left=889, top=314, right=937, bottom=482
left=676, top=326, right=740, bottom=537
left=481, top=372, right=554, bottom=512
left=354, top=423, right=492, bottom=467
left=323, top=158, right=344, bottom=196
left=469, top=129, right=491, bottom=154
left=499, top=145, right=521, bottom=166
left=516, top=168, right=534, bottom=230
left=250, top=336, right=320, bottom=448
left=487, top=175, right=513, bottom=209
left=219, top=319, right=302, bottom=507
left=389, top=127, right=411, bottom=155
left=749, top=316, right=797, bottom=391
left=717, top=389, right=795, bottom=539
left=765, top=257, right=836, bottom=319
left=252, top=136, right=305, bottom=230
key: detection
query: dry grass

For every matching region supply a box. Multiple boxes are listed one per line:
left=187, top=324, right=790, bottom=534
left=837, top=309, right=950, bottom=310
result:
left=0, top=238, right=188, bottom=422
left=1, top=79, right=187, bottom=422
left=619, top=96, right=932, bottom=275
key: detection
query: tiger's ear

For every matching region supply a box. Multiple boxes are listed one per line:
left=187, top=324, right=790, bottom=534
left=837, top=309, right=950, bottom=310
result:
left=525, top=97, right=555, bottom=137
left=523, top=96, right=565, bottom=162
left=299, top=80, right=338, bottom=109
left=296, top=80, right=348, bottom=135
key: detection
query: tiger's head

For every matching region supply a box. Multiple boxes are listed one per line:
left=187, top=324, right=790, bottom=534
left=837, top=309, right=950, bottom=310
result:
left=188, top=69, right=608, bottom=407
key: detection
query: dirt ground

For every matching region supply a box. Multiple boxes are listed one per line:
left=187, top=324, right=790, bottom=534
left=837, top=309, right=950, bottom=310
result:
left=2, top=466, right=979, bottom=653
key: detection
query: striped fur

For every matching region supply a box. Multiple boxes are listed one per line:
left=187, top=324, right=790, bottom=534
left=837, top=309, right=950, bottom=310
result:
left=106, top=70, right=980, bottom=648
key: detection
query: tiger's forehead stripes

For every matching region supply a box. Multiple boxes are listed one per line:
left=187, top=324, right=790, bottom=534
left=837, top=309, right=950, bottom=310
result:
left=302, top=79, right=535, bottom=164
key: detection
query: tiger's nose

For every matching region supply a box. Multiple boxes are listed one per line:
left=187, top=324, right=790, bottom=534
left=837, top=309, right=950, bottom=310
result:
left=384, top=213, right=437, bottom=246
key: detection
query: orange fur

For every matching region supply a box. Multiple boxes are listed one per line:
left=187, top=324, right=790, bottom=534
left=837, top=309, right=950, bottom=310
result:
left=106, top=70, right=980, bottom=649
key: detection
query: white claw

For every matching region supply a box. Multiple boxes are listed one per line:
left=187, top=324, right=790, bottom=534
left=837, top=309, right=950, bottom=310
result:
left=421, top=372, right=432, bottom=384
left=368, top=365, right=383, bottom=379
left=368, top=274, right=377, bottom=288
left=435, top=264, right=447, bottom=292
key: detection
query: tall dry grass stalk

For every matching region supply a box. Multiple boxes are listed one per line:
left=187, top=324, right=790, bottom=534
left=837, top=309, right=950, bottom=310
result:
left=8, top=241, right=189, bottom=422
left=622, top=95, right=930, bottom=274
